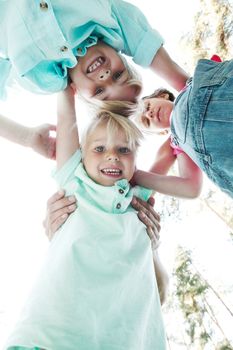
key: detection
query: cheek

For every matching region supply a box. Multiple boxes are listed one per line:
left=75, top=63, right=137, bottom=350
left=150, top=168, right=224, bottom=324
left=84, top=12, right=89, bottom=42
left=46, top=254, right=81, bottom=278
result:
left=70, top=68, right=86, bottom=90
left=82, top=157, right=88, bottom=171
left=126, top=156, right=136, bottom=171
left=150, top=118, right=160, bottom=130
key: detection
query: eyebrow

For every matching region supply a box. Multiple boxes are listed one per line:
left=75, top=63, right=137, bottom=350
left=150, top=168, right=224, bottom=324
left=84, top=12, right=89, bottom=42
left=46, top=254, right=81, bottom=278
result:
left=91, top=139, right=129, bottom=146
left=91, top=139, right=106, bottom=143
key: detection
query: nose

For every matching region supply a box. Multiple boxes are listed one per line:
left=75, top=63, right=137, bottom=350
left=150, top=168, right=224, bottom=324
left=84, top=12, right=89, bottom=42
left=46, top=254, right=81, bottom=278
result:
left=98, top=69, right=111, bottom=81
left=106, top=151, right=119, bottom=161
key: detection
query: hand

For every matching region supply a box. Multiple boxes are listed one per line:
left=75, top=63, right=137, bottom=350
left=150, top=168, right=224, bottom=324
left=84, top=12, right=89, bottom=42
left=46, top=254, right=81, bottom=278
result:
left=43, top=190, right=77, bottom=241
left=29, top=123, right=56, bottom=160
left=131, top=196, right=161, bottom=250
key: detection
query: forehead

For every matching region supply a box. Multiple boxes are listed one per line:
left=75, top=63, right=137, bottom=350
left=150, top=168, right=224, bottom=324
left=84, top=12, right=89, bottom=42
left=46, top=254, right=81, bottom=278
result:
left=106, top=84, right=139, bottom=102
left=87, top=121, right=129, bottom=144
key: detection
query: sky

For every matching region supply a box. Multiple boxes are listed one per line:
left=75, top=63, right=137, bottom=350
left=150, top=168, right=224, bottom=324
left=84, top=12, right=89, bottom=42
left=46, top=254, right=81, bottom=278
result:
left=0, top=0, right=232, bottom=347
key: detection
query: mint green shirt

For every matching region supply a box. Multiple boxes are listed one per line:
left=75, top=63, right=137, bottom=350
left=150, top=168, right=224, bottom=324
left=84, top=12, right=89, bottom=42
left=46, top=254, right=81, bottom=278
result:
left=5, top=150, right=166, bottom=350
left=0, top=0, right=164, bottom=99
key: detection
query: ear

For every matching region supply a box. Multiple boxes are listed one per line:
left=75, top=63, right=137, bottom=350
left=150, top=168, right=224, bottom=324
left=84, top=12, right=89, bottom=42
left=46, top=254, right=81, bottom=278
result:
left=70, top=82, right=77, bottom=95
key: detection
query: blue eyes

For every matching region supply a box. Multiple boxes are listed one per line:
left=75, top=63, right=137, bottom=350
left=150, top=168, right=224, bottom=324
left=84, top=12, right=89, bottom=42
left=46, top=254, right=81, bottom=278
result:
left=118, top=147, right=130, bottom=154
left=95, top=146, right=105, bottom=152
left=113, top=71, right=124, bottom=80
left=94, top=146, right=131, bottom=154
left=94, top=88, right=104, bottom=96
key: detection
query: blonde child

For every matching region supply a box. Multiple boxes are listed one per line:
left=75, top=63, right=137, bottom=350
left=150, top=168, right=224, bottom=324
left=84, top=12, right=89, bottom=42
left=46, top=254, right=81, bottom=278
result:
left=0, top=1, right=188, bottom=157
left=5, top=88, right=167, bottom=350
left=1, top=1, right=188, bottom=100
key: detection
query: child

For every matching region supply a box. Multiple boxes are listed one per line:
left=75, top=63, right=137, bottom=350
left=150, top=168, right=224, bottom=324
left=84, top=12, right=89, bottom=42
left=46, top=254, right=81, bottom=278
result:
left=0, top=1, right=188, bottom=101
left=133, top=88, right=203, bottom=199
left=135, top=57, right=233, bottom=199
left=4, top=88, right=167, bottom=350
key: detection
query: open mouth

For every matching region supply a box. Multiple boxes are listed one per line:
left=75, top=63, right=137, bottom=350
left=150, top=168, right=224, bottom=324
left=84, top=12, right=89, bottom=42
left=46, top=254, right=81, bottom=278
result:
left=87, top=57, right=105, bottom=73
left=101, top=168, right=122, bottom=177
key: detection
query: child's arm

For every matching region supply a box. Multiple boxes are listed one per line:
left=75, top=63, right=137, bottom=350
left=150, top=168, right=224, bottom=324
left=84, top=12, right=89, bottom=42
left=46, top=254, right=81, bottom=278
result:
left=150, top=47, right=189, bottom=92
left=149, top=137, right=176, bottom=175
left=0, top=114, right=56, bottom=159
left=56, top=87, right=80, bottom=169
left=134, top=151, right=203, bottom=199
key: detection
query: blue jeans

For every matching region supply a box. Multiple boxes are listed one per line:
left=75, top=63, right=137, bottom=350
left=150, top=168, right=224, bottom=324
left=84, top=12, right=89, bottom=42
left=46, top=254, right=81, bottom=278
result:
left=171, top=58, right=233, bottom=198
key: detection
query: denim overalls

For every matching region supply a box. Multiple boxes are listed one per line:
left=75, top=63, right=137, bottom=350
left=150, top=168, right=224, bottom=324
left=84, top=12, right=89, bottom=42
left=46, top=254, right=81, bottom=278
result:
left=171, top=59, right=233, bottom=198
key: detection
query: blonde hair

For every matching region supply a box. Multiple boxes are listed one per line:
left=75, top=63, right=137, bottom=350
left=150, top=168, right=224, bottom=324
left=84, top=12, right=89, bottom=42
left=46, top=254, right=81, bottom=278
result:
left=81, top=110, right=143, bottom=154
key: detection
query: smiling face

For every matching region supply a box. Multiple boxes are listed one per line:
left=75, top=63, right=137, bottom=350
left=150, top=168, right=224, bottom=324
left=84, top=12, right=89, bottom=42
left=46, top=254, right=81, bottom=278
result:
left=141, top=96, right=174, bottom=132
left=82, top=121, right=137, bottom=186
left=69, top=42, right=140, bottom=102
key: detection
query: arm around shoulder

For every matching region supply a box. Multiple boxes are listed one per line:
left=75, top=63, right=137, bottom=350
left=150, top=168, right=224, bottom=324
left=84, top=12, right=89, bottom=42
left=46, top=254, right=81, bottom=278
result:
left=150, top=46, right=190, bottom=92
left=134, top=150, right=203, bottom=199
left=149, top=137, right=176, bottom=175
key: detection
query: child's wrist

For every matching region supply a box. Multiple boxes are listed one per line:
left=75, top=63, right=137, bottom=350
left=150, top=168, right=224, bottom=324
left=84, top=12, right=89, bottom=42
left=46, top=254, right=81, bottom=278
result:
left=23, top=127, right=37, bottom=148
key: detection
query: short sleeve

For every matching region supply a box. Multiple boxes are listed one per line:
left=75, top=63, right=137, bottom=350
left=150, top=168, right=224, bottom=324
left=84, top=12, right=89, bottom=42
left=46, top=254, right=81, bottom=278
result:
left=52, top=149, right=82, bottom=188
left=17, top=60, right=71, bottom=95
left=111, top=0, right=164, bottom=67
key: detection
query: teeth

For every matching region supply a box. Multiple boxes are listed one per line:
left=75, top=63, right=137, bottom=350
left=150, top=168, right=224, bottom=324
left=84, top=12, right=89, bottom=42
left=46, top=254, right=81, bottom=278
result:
left=87, top=57, right=104, bottom=73
left=101, top=168, right=122, bottom=175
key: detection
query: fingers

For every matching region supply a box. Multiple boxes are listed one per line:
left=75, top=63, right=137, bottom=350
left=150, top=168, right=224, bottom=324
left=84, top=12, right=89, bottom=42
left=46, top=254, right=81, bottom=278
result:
left=44, top=190, right=77, bottom=240
left=131, top=196, right=161, bottom=228
left=147, top=196, right=155, bottom=207
left=46, top=191, right=76, bottom=213
left=138, top=211, right=160, bottom=245
left=147, top=227, right=160, bottom=251
left=131, top=196, right=161, bottom=250
left=46, top=190, right=66, bottom=206
left=45, top=213, right=68, bottom=241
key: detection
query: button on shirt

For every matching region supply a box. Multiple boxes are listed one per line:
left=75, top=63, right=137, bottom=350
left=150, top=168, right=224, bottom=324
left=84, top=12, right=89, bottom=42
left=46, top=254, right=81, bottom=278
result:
left=0, top=0, right=164, bottom=99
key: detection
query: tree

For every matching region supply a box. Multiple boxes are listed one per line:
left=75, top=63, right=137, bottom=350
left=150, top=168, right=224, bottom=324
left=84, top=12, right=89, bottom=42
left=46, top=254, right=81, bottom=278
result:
left=165, top=246, right=233, bottom=349
left=180, top=0, right=233, bottom=72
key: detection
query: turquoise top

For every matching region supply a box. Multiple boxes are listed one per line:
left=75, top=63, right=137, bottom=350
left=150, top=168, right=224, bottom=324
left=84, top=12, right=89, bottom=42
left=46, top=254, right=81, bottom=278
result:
left=0, top=0, right=164, bottom=98
left=5, top=150, right=166, bottom=350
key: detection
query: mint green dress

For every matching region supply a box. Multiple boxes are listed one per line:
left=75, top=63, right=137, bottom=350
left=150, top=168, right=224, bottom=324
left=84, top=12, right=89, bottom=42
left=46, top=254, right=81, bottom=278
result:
left=5, top=150, right=166, bottom=350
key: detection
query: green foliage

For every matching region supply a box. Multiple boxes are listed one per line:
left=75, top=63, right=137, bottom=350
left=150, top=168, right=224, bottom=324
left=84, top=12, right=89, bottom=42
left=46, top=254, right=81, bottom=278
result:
left=180, top=0, right=233, bottom=72
left=216, top=340, right=233, bottom=350
left=169, top=246, right=233, bottom=349
left=172, top=248, right=210, bottom=346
